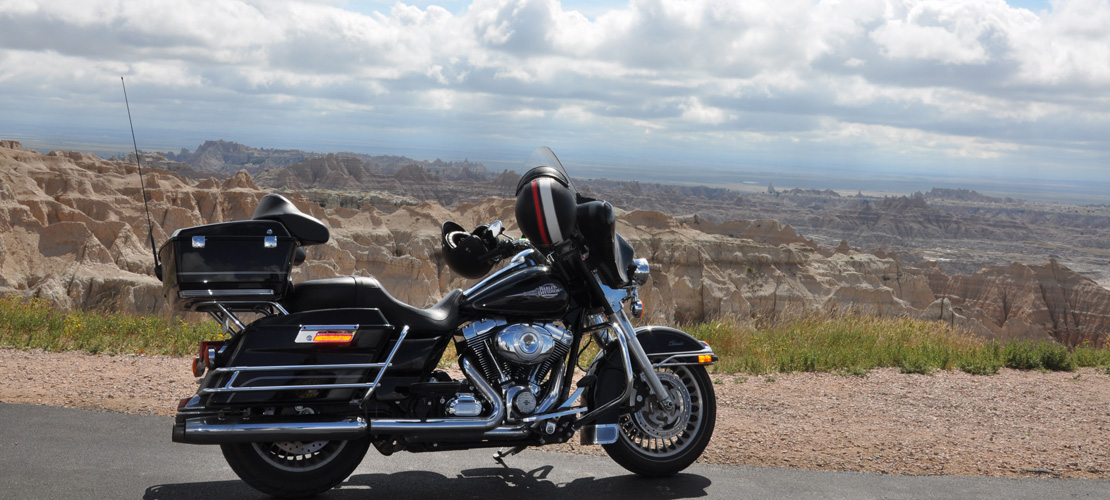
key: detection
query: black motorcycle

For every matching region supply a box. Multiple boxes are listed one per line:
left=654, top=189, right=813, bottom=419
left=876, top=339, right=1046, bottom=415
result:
left=163, top=147, right=717, bottom=498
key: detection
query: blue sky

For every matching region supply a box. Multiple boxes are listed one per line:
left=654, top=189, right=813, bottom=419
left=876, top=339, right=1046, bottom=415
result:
left=1, top=0, right=1108, bottom=200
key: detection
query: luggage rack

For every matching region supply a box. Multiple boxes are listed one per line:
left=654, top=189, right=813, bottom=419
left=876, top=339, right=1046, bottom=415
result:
left=200, top=326, right=409, bottom=407
left=192, top=299, right=289, bottom=337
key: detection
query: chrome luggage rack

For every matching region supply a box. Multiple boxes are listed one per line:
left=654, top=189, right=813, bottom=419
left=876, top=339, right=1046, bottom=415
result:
left=192, top=300, right=289, bottom=337
left=192, top=297, right=408, bottom=407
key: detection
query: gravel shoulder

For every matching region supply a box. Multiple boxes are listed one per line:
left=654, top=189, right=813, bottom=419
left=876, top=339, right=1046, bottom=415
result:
left=2, top=347, right=1107, bottom=479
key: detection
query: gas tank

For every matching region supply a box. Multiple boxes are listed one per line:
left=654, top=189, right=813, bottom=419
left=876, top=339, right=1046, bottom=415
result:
left=461, top=265, right=570, bottom=319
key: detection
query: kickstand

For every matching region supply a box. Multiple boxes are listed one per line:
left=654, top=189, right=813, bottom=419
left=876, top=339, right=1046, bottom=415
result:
left=493, top=445, right=526, bottom=466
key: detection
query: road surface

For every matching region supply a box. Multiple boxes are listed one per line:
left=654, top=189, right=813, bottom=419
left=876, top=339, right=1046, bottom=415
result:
left=0, top=403, right=1106, bottom=499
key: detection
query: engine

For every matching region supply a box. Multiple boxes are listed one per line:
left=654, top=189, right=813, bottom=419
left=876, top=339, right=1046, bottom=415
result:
left=459, top=319, right=572, bottom=419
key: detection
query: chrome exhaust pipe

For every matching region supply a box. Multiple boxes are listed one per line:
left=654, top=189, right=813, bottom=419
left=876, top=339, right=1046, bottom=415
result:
left=174, top=357, right=506, bottom=444
left=174, top=417, right=367, bottom=444
left=367, top=357, right=505, bottom=434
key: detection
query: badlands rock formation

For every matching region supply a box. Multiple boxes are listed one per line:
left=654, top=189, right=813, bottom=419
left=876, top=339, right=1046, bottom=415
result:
left=1, top=141, right=1106, bottom=347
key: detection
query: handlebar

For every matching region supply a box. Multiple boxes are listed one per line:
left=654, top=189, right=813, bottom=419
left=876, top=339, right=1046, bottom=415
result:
left=478, top=236, right=533, bottom=264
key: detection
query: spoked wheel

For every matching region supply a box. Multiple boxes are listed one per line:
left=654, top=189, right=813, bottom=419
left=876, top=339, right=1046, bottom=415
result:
left=220, top=436, right=371, bottom=498
left=602, top=365, right=716, bottom=476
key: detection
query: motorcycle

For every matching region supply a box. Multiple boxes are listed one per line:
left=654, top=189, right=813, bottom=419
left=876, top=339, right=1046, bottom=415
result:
left=162, top=147, right=717, bottom=498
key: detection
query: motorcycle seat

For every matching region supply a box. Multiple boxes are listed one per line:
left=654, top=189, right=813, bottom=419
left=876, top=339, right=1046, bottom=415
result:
left=282, top=276, right=463, bottom=338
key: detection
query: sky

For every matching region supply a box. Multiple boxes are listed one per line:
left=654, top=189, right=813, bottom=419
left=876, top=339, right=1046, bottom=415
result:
left=1, top=0, right=1108, bottom=201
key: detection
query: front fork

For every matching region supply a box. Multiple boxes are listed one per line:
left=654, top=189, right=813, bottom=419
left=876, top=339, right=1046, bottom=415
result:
left=609, top=309, right=674, bottom=410
left=582, top=279, right=673, bottom=414
left=573, top=293, right=672, bottom=443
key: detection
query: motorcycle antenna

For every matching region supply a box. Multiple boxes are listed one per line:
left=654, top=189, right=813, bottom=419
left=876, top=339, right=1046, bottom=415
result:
left=121, top=76, right=163, bottom=281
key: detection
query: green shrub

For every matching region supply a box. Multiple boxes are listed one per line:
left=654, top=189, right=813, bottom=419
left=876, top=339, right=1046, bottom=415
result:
left=0, top=295, right=223, bottom=356
left=4, top=294, right=1110, bottom=377
left=1003, top=340, right=1076, bottom=371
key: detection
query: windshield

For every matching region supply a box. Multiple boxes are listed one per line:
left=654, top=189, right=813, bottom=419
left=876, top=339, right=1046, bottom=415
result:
left=522, top=146, right=575, bottom=193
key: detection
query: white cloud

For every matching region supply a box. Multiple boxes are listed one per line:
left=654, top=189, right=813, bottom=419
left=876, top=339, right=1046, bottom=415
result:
left=679, top=97, right=731, bottom=125
left=0, top=0, right=1108, bottom=182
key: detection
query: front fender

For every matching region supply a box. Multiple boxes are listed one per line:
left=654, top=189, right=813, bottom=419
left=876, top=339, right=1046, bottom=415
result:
left=584, top=326, right=715, bottom=428
left=633, top=326, right=717, bottom=367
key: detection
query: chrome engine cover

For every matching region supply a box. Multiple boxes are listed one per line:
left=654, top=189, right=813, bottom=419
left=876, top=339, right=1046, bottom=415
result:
left=446, top=393, right=483, bottom=417
left=493, top=323, right=570, bottom=365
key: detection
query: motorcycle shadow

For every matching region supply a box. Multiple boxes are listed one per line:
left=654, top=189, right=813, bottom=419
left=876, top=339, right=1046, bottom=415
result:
left=144, top=465, right=712, bottom=500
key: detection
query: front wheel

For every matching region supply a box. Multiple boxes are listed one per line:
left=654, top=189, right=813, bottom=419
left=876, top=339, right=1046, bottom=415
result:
left=220, top=436, right=371, bottom=498
left=602, top=365, right=716, bottom=476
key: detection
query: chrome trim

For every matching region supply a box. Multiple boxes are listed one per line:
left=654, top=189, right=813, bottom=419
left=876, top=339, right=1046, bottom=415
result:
left=177, top=272, right=283, bottom=276
left=631, top=258, right=650, bottom=285
left=176, top=417, right=367, bottom=444
left=488, top=220, right=503, bottom=238
left=579, top=423, right=619, bottom=445
left=202, top=382, right=376, bottom=394
left=574, top=321, right=634, bottom=427
left=180, top=288, right=275, bottom=297
left=361, top=325, right=408, bottom=406
left=212, top=363, right=385, bottom=373
left=447, top=393, right=483, bottom=417
left=195, top=300, right=289, bottom=316
left=613, top=310, right=673, bottom=406
left=598, top=281, right=628, bottom=312
left=194, top=301, right=289, bottom=336
left=200, top=326, right=409, bottom=400
left=213, top=302, right=246, bottom=332
left=650, top=347, right=717, bottom=367
left=521, top=406, right=586, bottom=423
left=533, top=359, right=565, bottom=414
left=205, top=346, right=217, bottom=371
left=558, top=387, right=586, bottom=410
left=179, top=360, right=514, bottom=444
left=302, top=324, right=360, bottom=331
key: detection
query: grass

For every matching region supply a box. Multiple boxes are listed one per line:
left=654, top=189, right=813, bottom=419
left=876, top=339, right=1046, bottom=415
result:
left=0, top=296, right=224, bottom=356
left=2, top=294, right=1109, bottom=376
left=685, top=314, right=1110, bottom=376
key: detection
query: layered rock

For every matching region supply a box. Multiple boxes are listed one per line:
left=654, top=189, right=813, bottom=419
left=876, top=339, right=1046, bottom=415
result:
left=2, top=141, right=1107, bottom=347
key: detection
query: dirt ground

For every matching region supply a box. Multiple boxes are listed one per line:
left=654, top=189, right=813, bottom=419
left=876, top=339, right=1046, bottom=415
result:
left=2, top=347, right=1107, bottom=479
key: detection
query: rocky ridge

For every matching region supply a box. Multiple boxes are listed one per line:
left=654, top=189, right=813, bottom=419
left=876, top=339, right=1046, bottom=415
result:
left=1, top=140, right=1107, bottom=346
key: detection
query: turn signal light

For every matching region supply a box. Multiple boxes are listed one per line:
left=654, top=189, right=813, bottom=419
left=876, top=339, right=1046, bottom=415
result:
left=312, top=332, right=356, bottom=343
left=698, top=355, right=713, bottom=364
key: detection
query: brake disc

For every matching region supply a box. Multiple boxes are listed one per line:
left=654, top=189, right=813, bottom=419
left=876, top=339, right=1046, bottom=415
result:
left=630, top=371, right=692, bottom=440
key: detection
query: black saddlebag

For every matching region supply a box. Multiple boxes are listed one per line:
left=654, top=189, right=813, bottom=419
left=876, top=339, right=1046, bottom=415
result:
left=159, top=220, right=298, bottom=310
left=202, top=308, right=396, bottom=407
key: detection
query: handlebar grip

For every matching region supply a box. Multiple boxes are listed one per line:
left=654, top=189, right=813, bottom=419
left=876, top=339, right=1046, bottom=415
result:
left=478, top=238, right=532, bottom=263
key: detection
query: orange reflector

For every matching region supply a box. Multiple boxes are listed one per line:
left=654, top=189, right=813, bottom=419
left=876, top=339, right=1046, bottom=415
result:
left=698, top=355, right=713, bottom=364
left=312, top=332, right=355, bottom=343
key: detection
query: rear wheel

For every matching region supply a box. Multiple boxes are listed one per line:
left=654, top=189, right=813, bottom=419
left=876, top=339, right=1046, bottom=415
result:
left=601, top=365, right=716, bottom=476
left=220, top=436, right=370, bottom=498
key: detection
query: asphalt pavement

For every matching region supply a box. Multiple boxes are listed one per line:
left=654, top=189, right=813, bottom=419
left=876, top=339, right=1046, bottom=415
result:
left=1, top=403, right=1106, bottom=499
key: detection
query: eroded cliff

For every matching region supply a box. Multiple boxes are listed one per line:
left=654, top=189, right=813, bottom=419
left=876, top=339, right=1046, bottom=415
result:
left=2, top=141, right=1105, bottom=346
